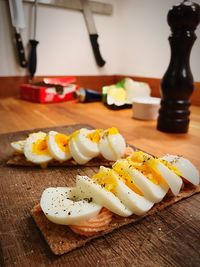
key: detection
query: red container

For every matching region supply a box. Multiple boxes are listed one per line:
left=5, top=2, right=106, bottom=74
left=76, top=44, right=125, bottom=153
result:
left=20, top=77, right=78, bottom=103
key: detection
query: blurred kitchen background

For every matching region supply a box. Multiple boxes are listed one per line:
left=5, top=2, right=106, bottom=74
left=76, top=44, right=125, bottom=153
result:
left=0, top=0, right=199, bottom=79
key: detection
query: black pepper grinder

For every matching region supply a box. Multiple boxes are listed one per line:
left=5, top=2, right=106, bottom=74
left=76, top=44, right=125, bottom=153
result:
left=157, top=0, right=200, bottom=133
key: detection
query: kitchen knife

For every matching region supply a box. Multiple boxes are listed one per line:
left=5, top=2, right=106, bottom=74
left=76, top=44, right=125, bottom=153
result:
left=28, top=0, right=39, bottom=80
left=81, top=0, right=106, bottom=67
left=8, top=0, right=27, bottom=68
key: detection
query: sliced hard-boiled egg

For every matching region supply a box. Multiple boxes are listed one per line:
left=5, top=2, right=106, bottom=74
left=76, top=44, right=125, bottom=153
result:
left=11, top=140, right=26, bottom=153
left=72, top=128, right=102, bottom=158
left=113, top=158, right=169, bottom=203
left=24, top=132, right=53, bottom=164
left=107, top=130, right=126, bottom=158
left=129, top=151, right=183, bottom=196
left=47, top=131, right=71, bottom=162
left=161, top=155, right=200, bottom=186
left=93, top=166, right=154, bottom=215
left=149, top=160, right=183, bottom=195
left=98, top=134, right=116, bottom=161
left=76, top=175, right=133, bottom=217
left=115, top=176, right=154, bottom=215
left=40, top=187, right=102, bottom=225
left=99, top=127, right=126, bottom=161
left=69, top=135, right=91, bottom=164
left=92, top=166, right=118, bottom=193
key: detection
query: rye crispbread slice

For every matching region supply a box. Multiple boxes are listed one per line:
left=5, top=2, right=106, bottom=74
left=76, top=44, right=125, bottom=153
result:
left=31, top=184, right=200, bottom=255
left=7, top=154, right=115, bottom=167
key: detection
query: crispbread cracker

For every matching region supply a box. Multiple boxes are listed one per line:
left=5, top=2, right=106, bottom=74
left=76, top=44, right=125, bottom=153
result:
left=7, top=154, right=114, bottom=167
left=31, top=184, right=200, bottom=255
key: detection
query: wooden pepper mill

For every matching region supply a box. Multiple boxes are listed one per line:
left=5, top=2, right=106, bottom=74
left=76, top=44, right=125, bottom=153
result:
left=157, top=0, right=200, bottom=133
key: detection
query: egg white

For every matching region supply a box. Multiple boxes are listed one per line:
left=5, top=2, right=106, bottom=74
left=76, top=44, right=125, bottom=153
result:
left=128, top=151, right=183, bottom=196
left=47, top=131, right=72, bottom=162
left=113, top=159, right=169, bottom=203
left=161, top=155, right=199, bottom=186
left=107, top=133, right=126, bottom=158
left=69, top=137, right=91, bottom=164
left=99, top=135, right=116, bottom=161
left=76, top=175, right=133, bottom=217
left=74, top=128, right=100, bottom=158
left=24, top=132, right=53, bottom=164
left=152, top=161, right=183, bottom=195
left=99, top=129, right=126, bottom=161
left=11, top=140, right=26, bottom=153
left=40, top=187, right=102, bottom=225
left=98, top=166, right=154, bottom=215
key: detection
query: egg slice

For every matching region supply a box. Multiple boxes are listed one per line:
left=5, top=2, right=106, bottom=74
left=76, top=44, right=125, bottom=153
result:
left=148, top=160, right=183, bottom=195
left=40, top=187, right=102, bottom=225
left=129, top=151, right=183, bottom=196
left=47, top=131, right=71, bottom=162
left=98, top=135, right=116, bottom=161
left=73, top=128, right=102, bottom=158
left=93, top=166, right=154, bottom=215
left=161, top=155, right=199, bottom=186
left=24, top=132, right=53, bottom=164
left=99, top=127, right=126, bottom=161
left=11, top=140, right=26, bottom=153
left=76, top=175, right=133, bottom=217
left=113, top=158, right=169, bottom=203
left=69, top=135, right=91, bottom=164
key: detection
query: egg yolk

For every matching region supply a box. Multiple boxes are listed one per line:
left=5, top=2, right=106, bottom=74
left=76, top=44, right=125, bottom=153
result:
left=87, top=129, right=103, bottom=143
left=55, top=134, right=70, bottom=152
left=157, top=159, right=183, bottom=177
left=129, top=158, right=164, bottom=185
left=128, top=151, right=176, bottom=186
left=92, top=169, right=117, bottom=193
left=112, top=161, right=144, bottom=196
left=32, top=138, right=49, bottom=155
left=104, top=127, right=119, bottom=135
left=130, top=151, right=152, bottom=163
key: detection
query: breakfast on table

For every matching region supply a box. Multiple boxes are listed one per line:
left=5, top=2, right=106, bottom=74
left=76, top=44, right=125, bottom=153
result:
left=1, top=0, right=200, bottom=264
left=9, top=127, right=130, bottom=167
left=30, top=146, right=200, bottom=254
left=9, top=126, right=200, bottom=254
left=39, top=151, right=199, bottom=232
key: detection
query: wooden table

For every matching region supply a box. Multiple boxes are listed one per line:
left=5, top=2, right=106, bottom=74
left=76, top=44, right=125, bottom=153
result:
left=1, top=97, right=200, bottom=167
left=0, top=97, right=200, bottom=266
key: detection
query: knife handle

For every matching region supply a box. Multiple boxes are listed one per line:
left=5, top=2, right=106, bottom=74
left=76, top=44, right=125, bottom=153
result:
left=15, top=32, right=27, bottom=68
left=89, top=34, right=106, bottom=67
left=28, top=39, right=39, bottom=79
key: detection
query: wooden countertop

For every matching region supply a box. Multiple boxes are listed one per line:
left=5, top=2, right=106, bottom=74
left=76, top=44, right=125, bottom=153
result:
left=0, top=97, right=200, bottom=266
left=1, top=97, right=200, bottom=167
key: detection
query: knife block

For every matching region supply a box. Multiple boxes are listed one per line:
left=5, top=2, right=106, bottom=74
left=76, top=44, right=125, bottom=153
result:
left=157, top=0, right=200, bottom=133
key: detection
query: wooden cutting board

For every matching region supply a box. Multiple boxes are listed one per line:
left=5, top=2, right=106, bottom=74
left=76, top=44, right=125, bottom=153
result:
left=0, top=124, right=200, bottom=267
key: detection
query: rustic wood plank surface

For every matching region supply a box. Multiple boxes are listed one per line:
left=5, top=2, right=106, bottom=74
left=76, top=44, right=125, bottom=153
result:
left=0, top=97, right=200, bottom=267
